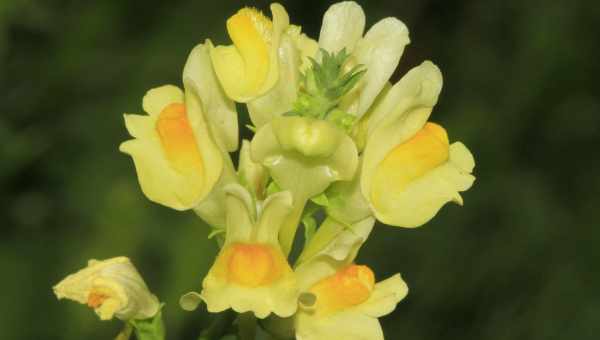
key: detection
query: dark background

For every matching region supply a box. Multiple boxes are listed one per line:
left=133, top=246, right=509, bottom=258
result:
left=1, top=0, right=599, bottom=339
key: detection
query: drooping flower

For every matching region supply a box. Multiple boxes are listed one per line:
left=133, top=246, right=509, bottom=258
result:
left=359, top=61, right=476, bottom=227
left=294, top=218, right=408, bottom=340
left=120, top=44, right=232, bottom=211
left=209, top=4, right=290, bottom=102
left=53, top=257, right=159, bottom=321
left=180, top=184, right=298, bottom=318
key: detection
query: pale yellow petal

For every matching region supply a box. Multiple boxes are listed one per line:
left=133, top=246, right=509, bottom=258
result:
left=256, top=190, right=293, bottom=244
left=247, top=31, right=301, bottom=128
left=183, top=43, right=238, bottom=152
left=361, top=61, right=443, bottom=204
left=295, top=308, right=383, bottom=340
left=345, top=17, right=410, bottom=117
left=223, top=183, right=256, bottom=244
left=295, top=217, right=374, bottom=291
left=123, top=114, right=154, bottom=139
left=318, top=1, right=365, bottom=53
left=356, top=274, right=408, bottom=317
left=142, top=85, right=184, bottom=116
left=370, top=138, right=476, bottom=227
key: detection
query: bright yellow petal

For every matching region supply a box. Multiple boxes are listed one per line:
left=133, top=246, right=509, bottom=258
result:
left=210, top=4, right=289, bottom=102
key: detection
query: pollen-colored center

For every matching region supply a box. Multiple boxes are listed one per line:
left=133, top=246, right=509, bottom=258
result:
left=155, top=103, right=204, bottom=176
left=87, top=291, right=108, bottom=308
left=309, top=264, right=375, bottom=315
left=226, top=243, right=282, bottom=287
left=372, top=122, right=449, bottom=207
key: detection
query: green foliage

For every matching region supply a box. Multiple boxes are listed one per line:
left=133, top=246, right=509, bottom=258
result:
left=287, top=48, right=364, bottom=131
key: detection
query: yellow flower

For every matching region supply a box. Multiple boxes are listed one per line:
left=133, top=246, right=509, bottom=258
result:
left=180, top=184, right=298, bottom=318
left=53, top=257, right=159, bottom=321
left=120, top=45, right=229, bottom=210
left=209, top=4, right=290, bottom=102
left=318, top=1, right=410, bottom=118
left=294, top=218, right=408, bottom=340
left=247, top=24, right=319, bottom=129
left=251, top=115, right=359, bottom=254
left=360, top=61, right=476, bottom=228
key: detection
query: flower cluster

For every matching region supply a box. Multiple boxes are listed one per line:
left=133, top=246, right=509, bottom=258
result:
left=54, top=2, right=475, bottom=339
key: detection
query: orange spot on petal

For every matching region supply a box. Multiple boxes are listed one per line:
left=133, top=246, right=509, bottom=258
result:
left=310, top=264, right=375, bottom=315
left=222, top=243, right=284, bottom=287
left=155, top=103, right=204, bottom=176
left=87, top=291, right=108, bottom=309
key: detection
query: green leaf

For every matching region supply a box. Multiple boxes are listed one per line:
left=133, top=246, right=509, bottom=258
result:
left=289, top=48, right=366, bottom=129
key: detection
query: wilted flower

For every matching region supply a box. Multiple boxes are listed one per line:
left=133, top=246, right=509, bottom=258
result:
left=53, top=257, right=159, bottom=321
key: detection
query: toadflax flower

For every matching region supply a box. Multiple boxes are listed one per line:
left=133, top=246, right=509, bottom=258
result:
left=53, top=257, right=159, bottom=321
left=359, top=61, right=476, bottom=227
left=293, top=217, right=408, bottom=340
left=120, top=44, right=233, bottom=211
left=180, top=184, right=298, bottom=318
left=209, top=3, right=290, bottom=102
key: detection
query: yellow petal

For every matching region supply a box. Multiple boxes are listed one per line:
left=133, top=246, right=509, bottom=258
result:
left=183, top=43, right=239, bottom=152
left=318, top=1, right=365, bottom=53
left=185, top=185, right=298, bottom=318
left=142, top=85, right=183, bottom=116
left=370, top=123, right=475, bottom=227
left=210, top=4, right=289, bottom=102
left=120, top=85, right=223, bottom=210
left=360, top=61, right=443, bottom=212
left=309, top=264, right=375, bottom=316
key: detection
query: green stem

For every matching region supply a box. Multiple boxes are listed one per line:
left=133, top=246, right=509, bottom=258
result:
left=198, top=310, right=236, bottom=340
left=130, top=309, right=165, bottom=340
left=238, top=312, right=257, bottom=340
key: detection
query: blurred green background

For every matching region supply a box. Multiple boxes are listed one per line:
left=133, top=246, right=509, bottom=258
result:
left=1, top=0, right=599, bottom=339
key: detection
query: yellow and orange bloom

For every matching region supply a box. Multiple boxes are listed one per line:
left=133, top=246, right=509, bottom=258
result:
left=209, top=4, right=290, bottom=102
left=53, top=257, right=159, bottom=321
left=180, top=184, right=298, bottom=318
left=294, top=218, right=408, bottom=340
left=120, top=44, right=231, bottom=210
left=360, top=61, right=476, bottom=228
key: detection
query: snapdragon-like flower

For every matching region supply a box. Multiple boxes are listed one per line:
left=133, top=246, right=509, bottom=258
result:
left=359, top=61, right=476, bottom=227
left=294, top=218, right=408, bottom=340
left=53, top=257, right=159, bottom=321
left=120, top=44, right=231, bottom=210
left=180, top=184, right=298, bottom=318
left=209, top=4, right=290, bottom=102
